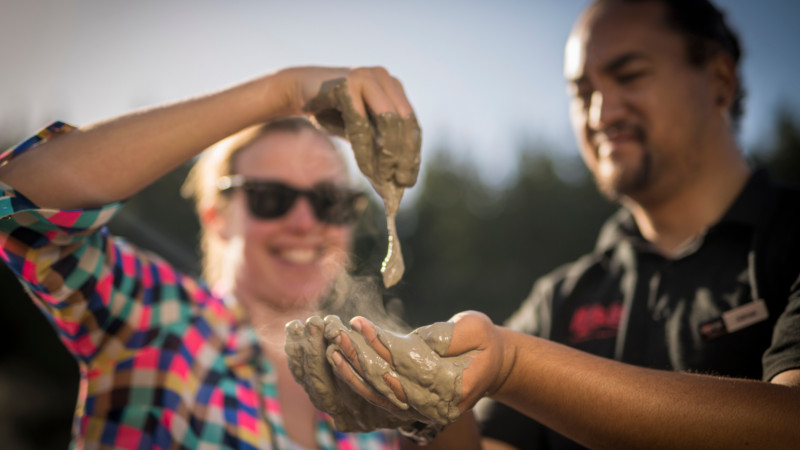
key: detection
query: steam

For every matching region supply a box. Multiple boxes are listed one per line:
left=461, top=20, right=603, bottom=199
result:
left=318, top=271, right=411, bottom=334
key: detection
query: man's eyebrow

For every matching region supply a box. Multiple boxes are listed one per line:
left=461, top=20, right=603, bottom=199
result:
left=604, top=51, right=650, bottom=73
left=567, top=51, right=651, bottom=85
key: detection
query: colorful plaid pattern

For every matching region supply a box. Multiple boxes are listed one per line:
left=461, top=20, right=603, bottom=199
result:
left=0, top=123, right=398, bottom=450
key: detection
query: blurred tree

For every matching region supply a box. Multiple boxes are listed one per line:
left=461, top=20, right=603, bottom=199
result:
left=393, top=144, right=616, bottom=326
left=751, top=103, right=800, bottom=187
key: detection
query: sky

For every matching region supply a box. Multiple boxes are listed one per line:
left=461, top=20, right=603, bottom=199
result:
left=3, top=0, right=800, bottom=191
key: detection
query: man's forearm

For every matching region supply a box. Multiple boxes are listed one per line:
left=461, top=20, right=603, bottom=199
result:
left=493, top=328, right=800, bottom=449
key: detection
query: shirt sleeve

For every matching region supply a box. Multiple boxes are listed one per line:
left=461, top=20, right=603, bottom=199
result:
left=0, top=122, right=198, bottom=365
left=760, top=187, right=800, bottom=381
left=763, top=274, right=800, bottom=381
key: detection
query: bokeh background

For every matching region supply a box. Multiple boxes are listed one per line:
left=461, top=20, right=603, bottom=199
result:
left=2, top=0, right=799, bottom=448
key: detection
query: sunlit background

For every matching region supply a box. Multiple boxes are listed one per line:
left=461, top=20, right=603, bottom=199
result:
left=3, top=0, right=800, bottom=186
left=1, top=1, right=800, bottom=448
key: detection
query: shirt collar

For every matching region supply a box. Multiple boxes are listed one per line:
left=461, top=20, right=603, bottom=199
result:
left=714, top=167, right=779, bottom=231
left=594, top=168, right=780, bottom=254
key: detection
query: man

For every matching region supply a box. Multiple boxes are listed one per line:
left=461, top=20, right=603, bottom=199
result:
left=473, top=0, right=800, bottom=448
left=301, top=0, right=800, bottom=448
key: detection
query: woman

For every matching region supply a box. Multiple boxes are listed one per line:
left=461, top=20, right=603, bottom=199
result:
left=0, top=67, right=476, bottom=449
left=184, top=116, right=375, bottom=448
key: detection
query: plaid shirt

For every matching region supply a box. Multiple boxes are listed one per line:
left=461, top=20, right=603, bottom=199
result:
left=0, top=123, right=398, bottom=450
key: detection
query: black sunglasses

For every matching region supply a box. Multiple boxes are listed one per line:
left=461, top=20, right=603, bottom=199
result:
left=217, top=175, right=367, bottom=225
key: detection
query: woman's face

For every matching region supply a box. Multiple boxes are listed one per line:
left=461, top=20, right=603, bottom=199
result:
left=223, top=129, right=353, bottom=311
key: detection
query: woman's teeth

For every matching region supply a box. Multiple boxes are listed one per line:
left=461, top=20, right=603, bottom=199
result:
left=278, top=248, right=317, bottom=264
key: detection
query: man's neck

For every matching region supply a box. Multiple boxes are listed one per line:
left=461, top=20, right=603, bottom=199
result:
left=626, top=150, right=751, bottom=257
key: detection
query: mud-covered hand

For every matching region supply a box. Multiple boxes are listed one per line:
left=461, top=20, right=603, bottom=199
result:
left=284, top=316, right=424, bottom=432
left=325, top=311, right=512, bottom=423
left=300, top=68, right=421, bottom=206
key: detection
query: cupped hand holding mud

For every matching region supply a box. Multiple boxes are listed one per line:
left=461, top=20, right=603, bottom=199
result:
left=302, top=312, right=513, bottom=428
left=285, top=316, right=426, bottom=432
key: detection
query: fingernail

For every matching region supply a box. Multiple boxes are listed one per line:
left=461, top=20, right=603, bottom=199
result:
left=351, top=319, right=362, bottom=332
left=334, top=334, right=341, bottom=345
left=331, top=350, right=342, bottom=365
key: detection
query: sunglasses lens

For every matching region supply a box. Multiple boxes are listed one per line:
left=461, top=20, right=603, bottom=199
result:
left=246, top=183, right=298, bottom=219
left=309, top=185, right=363, bottom=224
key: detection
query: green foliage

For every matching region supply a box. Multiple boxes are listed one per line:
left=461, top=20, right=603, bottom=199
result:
left=389, top=147, right=615, bottom=326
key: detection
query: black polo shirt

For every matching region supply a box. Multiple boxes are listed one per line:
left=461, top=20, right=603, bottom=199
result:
left=476, top=169, right=800, bottom=450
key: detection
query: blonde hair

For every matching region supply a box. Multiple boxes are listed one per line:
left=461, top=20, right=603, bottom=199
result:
left=181, top=116, right=342, bottom=288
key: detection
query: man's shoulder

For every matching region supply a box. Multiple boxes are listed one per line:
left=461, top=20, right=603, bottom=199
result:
left=755, top=175, right=800, bottom=255
left=771, top=181, right=800, bottom=220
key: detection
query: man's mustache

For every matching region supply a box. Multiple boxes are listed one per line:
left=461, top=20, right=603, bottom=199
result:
left=591, top=122, right=645, bottom=147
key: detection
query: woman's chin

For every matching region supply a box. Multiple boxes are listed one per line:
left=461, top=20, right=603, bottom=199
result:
left=271, top=281, right=330, bottom=311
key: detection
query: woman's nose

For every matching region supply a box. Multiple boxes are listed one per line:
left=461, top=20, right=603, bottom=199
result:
left=284, top=196, right=319, bottom=230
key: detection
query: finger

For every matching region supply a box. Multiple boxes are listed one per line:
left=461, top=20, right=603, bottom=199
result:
left=393, top=115, right=422, bottom=187
left=374, top=112, right=402, bottom=184
left=446, top=311, right=493, bottom=356
left=351, top=318, right=411, bottom=404
left=328, top=325, right=409, bottom=409
left=413, top=321, right=454, bottom=357
left=327, top=346, right=404, bottom=411
left=284, top=319, right=308, bottom=380
left=335, top=326, right=410, bottom=405
left=382, top=74, right=415, bottom=118
left=285, top=317, right=344, bottom=415
left=350, top=316, right=394, bottom=364
left=347, top=67, right=398, bottom=118
left=328, top=80, right=376, bottom=179
left=333, top=329, right=366, bottom=375
left=362, top=68, right=416, bottom=118
left=359, top=69, right=420, bottom=188
left=303, top=316, right=327, bottom=358
left=323, top=314, right=350, bottom=341
left=382, top=372, right=408, bottom=405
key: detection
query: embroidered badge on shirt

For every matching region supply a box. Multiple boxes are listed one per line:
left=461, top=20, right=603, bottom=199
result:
left=569, top=301, right=623, bottom=344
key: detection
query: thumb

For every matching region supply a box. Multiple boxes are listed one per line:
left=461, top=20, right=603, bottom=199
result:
left=445, top=311, right=495, bottom=355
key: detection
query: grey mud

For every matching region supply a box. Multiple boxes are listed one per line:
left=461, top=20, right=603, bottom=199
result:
left=285, top=315, right=469, bottom=430
left=303, top=78, right=421, bottom=287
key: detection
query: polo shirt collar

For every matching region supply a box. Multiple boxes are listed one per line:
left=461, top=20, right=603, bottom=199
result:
left=594, top=167, right=778, bottom=254
left=714, top=167, right=778, bottom=231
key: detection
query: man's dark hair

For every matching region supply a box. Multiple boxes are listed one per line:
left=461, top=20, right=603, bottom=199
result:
left=605, top=0, right=746, bottom=130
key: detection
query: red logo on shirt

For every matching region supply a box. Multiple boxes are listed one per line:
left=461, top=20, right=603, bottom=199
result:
left=569, top=302, right=623, bottom=344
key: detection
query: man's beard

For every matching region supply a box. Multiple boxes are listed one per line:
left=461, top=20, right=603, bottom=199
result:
left=594, top=147, right=653, bottom=202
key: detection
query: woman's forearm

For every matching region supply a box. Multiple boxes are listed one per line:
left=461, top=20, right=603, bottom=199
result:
left=0, top=72, right=287, bottom=209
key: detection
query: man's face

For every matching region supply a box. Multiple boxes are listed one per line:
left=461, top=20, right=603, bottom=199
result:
left=564, top=1, right=720, bottom=204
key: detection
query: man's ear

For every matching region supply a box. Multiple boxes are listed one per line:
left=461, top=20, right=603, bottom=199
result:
left=200, top=203, right=231, bottom=241
left=709, top=51, right=738, bottom=113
